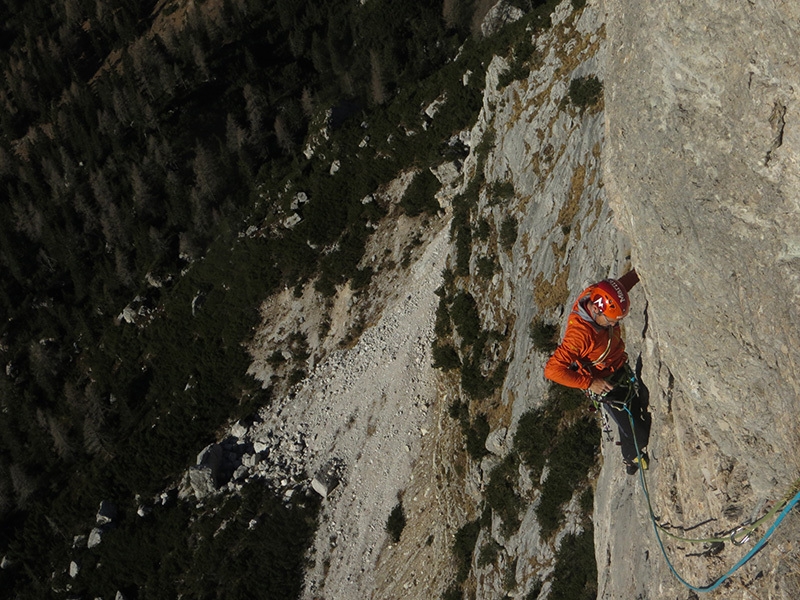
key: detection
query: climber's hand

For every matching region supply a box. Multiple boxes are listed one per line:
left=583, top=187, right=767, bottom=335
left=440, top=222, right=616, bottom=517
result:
left=588, top=378, right=614, bottom=396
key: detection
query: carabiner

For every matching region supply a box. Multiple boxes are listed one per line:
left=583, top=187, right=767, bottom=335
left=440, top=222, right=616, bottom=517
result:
left=730, top=524, right=752, bottom=546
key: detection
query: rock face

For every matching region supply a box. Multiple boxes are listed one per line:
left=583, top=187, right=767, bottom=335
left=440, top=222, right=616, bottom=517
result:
left=600, top=1, right=800, bottom=598
left=427, top=0, right=800, bottom=597
left=456, top=4, right=623, bottom=597
left=371, top=2, right=626, bottom=598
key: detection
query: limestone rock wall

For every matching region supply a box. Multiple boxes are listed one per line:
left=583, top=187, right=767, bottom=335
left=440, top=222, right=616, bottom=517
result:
left=601, top=0, right=800, bottom=597
left=455, top=2, right=629, bottom=597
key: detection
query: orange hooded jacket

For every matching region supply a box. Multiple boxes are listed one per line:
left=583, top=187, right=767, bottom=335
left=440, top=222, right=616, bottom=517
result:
left=543, top=270, right=639, bottom=390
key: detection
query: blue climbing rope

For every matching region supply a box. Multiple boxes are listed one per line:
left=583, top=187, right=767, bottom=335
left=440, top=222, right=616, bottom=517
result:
left=623, top=404, right=800, bottom=593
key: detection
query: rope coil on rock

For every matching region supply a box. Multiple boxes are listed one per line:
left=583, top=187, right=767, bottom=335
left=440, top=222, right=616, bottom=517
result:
left=612, top=397, right=800, bottom=593
left=594, top=392, right=787, bottom=546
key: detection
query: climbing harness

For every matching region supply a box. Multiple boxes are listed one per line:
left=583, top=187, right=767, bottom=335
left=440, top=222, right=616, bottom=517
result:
left=586, top=363, right=638, bottom=406
left=587, top=365, right=638, bottom=436
left=587, top=364, right=638, bottom=444
left=621, top=401, right=800, bottom=593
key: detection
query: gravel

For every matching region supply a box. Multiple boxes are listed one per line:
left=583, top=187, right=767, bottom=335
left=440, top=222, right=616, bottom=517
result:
left=247, top=221, right=451, bottom=599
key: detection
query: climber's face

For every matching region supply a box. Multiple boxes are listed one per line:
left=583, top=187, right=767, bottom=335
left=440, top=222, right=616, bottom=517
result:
left=597, top=312, right=620, bottom=327
left=588, top=302, right=620, bottom=328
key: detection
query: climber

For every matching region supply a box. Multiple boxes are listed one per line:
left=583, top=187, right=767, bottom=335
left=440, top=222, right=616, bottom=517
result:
left=544, top=270, right=651, bottom=475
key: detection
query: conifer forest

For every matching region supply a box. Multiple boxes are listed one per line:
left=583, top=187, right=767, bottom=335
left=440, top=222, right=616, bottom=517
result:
left=0, top=0, right=551, bottom=597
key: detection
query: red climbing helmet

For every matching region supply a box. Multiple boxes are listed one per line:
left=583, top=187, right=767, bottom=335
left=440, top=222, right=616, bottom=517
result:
left=589, top=279, right=630, bottom=320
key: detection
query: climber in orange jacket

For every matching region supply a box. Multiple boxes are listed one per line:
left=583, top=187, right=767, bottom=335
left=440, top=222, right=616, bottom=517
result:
left=544, top=270, right=650, bottom=474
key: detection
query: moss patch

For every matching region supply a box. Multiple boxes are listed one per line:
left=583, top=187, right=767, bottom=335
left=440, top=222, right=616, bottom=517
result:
left=557, top=163, right=586, bottom=228
left=533, top=267, right=571, bottom=311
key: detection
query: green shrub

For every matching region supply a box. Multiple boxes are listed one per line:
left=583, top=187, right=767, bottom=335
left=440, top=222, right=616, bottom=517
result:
left=449, top=399, right=470, bottom=424
left=461, top=354, right=508, bottom=401
left=442, top=267, right=456, bottom=290
left=267, top=351, right=286, bottom=367
left=478, top=539, right=501, bottom=567
left=485, top=453, right=523, bottom=537
left=512, top=383, right=599, bottom=540
left=464, top=413, right=490, bottom=460
left=288, top=368, right=307, bottom=386
left=448, top=400, right=490, bottom=460
left=455, top=225, right=472, bottom=277
left=442, top=583, right=463, bottom=600
left=546, top=383, right=587, bottom=412
left=433, top=343, right=461, bottom=371
left=386, top=502, right=406, bottom=543
left=450, top=292, right=481, bottom=347
left=513, top=26, right=537, bottom=59
left=476, top=256, right=496, bottom=279
left=513, top=407, right=557, bottom=482
left=401, top=169, right=441, bottom=216
left=503, top=556, right=518, bottom=591
left=314, top=273, right=338, bottom=297
left=568, top=75, right=603, bottom=109
left=451, top=186, right=478, bottom=277
left=489, top=181, right=515, bottom=201
left=497, top=61, right=531, bottom=90
left=450, top=191, right=472, bottom=236
left=434, top=292, right=452, bottom=340
left=351, top=266, right=373, bottom=290
left=536, top=417, right=599, bottom=538
left=499, top=216, right=518, bottom=252
left=474, top=128, right=496, bottom=174
left=529, top=319, right=558, bottom=353
left=524, top=579, right=544, bottom=599
left=579, top=487, right=594, bottom=519
left=479, top=502, right=493, bottom=528
left=314, top=226, right=371, bottom=294
left=475, top=218, right=491, bottom=241
left=549, top=527, right=597, bottom=600
left=453, top=519, right=481, bottom=583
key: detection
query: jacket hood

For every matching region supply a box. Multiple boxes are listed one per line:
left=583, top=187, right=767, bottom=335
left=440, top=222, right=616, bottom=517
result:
left=573, top=295, right=595, bottom=324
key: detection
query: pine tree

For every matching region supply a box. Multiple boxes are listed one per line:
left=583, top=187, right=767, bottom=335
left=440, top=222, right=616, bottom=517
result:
left=225, top=113, right=247, bottom=153
left=242, top=83, right=266, bottom=142
left=192, top=141, right=221, bottom=201
left=369, top=49, right=385, bottom=105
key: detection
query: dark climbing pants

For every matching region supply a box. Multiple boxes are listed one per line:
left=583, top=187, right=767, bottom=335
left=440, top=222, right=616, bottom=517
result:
left=602, top=371, right=650, bottom=464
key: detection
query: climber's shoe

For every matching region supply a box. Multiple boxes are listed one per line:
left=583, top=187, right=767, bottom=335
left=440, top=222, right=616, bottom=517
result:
left=625, top=453, right=649, bottom=475
left=636, top=452, right=649, bottom=471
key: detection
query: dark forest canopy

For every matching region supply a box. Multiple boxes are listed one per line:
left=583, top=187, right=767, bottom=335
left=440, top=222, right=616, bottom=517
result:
left=0, top=0, right=556, bottom=596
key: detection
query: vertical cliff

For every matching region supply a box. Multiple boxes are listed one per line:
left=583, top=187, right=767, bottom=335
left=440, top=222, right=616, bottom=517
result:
left=600, top=0, right=800, bottom=598
left=444, top=0, right=800, bottom=597
left=367, top=2, right=627, bottom=597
